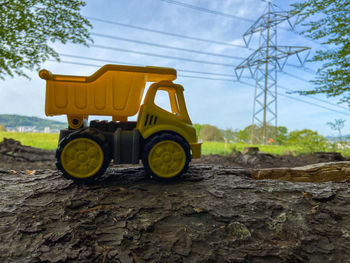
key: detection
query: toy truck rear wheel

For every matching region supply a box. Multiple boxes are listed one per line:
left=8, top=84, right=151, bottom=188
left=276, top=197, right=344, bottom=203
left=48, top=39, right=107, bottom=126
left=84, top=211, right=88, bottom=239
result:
left=142, top=133, right=191, bottom=181
left=56, top=129, right=111, bottom=182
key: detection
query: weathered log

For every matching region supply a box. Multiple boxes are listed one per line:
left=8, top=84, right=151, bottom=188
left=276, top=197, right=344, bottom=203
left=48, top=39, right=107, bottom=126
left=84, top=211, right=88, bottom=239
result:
left=1, top=164, right=349, bottom=263
left=252, top=161, right=350, bottom=182
left=242, top=147, right=259, bottom=155
left=0, top=138, right=55, bottom=161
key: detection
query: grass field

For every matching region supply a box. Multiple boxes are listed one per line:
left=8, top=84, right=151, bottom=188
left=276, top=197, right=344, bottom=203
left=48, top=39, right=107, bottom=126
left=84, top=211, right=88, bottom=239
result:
left=0, top=131, right=59, bottom=150
left=201, top=141, right=300, bottom=155
left=1, top=131, right=349, bottom=156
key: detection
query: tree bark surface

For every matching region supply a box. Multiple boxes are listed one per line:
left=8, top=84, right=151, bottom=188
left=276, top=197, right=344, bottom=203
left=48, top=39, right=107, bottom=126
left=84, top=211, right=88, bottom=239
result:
left=252, top=161, right=350, bottom=182
left=1, top=164, right=349, bottom=263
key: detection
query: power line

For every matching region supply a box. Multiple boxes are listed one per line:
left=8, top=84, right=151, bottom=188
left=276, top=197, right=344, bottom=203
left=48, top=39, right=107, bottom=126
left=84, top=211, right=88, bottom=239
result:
left=48, top=59, right=350, bottom=117
left=58, top=53, right=307, bottom=81
left=91, top=31, right=314, bottom=75
left=158, top=0, right=255, bottom=22
left=237, top=81, right=350, bottom=117
left=88, top=16, right=321, bottom=60
left=241, top=74, right=350, bottom=112
left=280, top=71, right=311, bottom=83
left=59, top=49, right=314, bottom=87
left=58, top=54, right=141, bottom=66
left=277, top=84, right=350, bottom=111
left=48, top=59, right=238, bottom=82
left=277, top=93, right=350, bottom=117
left=87, top=18, right=315, bottom=74
left=60, top=46, right=314, bottom=88
left=58, top=54, right=238, bottom=77
left=238, top=72, right=349, bottom=111
left=90, top=44, right=236, bottom=67
left=59, top=54, right=139, bottom=66
left=49, top=60, right=105, bottom=68
left=87, top=16, right=248, bottom=49
left=180, top=74, right=236, bottom=82
left=91, top=32, right=245, bottom=60
left=158, top=0, right=327, bottom=48
left=158, top=0, right=297, bottom=32
left=285, top=63, right=316, bottom=74
left=87, top=43, right=314, bottom=84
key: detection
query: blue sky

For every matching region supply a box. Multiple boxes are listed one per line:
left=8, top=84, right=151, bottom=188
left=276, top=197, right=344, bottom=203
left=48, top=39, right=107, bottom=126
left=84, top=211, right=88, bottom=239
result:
left=0, top=0, right=349, bottom=136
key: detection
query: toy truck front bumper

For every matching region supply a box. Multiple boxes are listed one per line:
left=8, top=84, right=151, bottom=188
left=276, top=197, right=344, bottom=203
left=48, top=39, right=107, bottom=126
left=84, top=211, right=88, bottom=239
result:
left=190, top=141, right=202, bottom=159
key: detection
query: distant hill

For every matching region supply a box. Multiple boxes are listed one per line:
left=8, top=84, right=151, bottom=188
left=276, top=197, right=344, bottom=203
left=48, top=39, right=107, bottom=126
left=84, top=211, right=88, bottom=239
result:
left=0, top=114, right=67, bottom=132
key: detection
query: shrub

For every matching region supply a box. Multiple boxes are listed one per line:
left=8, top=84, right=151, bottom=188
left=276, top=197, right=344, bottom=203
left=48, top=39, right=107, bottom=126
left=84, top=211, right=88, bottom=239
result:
left=286, top=129, right=327, bottom=152
left=200, top=125, right=224, bottom=141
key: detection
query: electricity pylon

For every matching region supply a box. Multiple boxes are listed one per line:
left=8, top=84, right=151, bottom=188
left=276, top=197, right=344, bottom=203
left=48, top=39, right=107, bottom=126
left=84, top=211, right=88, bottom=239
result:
left=235, top=1, right=310, bottom=144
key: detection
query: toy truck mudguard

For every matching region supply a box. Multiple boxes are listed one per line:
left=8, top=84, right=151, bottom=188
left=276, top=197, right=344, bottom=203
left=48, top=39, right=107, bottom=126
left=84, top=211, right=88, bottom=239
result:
left=40, top=64, right=201, bottom=182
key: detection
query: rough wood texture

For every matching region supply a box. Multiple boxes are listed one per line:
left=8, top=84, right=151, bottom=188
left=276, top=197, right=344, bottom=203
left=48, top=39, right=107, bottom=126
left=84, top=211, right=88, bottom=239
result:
left=1, top=140, right=350, bottom=262
left=0, top=138, right=56, bottom=170
left=242, top=147, right=259, bottom=155
left=0, top=138, right=55, bottom=161
left=1, top=165, right=350, bottom=263
left=252, top=161, right=350, bottom=182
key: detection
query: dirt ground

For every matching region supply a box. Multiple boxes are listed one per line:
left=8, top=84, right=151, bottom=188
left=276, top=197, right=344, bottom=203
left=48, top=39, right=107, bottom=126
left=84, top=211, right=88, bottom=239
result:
left=1, top=139, right=350, bottom=262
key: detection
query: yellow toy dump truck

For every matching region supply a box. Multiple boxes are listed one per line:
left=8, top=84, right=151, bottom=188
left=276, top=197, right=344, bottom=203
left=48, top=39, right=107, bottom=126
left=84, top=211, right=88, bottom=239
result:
left=39, top=64, right=201, bottom=181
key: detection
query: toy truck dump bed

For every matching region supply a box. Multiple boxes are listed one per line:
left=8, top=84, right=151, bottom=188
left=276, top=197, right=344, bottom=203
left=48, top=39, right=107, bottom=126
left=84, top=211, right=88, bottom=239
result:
left=39, top=64, right=176, bottom=126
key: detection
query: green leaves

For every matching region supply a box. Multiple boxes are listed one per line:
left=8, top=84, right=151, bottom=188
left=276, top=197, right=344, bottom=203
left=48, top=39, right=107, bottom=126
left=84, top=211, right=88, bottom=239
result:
left=199, top=125, right=224, bottom=141
left=290, top=0, right=350, bottom=104
left=0, top=0, right=92, bottom=79
left=286, top=129, right=327, bottom=152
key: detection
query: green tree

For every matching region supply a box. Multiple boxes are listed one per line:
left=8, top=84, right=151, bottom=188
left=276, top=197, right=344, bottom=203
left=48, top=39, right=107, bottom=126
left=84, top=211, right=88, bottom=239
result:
left=276, top=126, right=288, bottom=145
left=0, top=124, right=6, bottom=131
left=223, top=128, right=238, bottom=142
left=286, top=129, right=327, bottom=152
left=327, top=118, right=346, bottom=142
left=200, top=125, right=224, bottom=141
left=237, top=124, right=288, bottom=144
left=290, top=0, right=350, bottom=104
left=0, top=0, right=92, bottom=79
left=237, top=124, right=257, bottom=143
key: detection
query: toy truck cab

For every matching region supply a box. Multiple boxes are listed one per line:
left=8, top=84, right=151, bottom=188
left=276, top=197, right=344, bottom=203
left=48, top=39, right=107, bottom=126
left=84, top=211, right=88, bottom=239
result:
left=40, top=64, right=201, bottom=182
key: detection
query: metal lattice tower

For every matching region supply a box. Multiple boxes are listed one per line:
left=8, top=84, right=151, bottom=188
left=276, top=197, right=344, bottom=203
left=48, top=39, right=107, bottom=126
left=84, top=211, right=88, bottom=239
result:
left=235, top=1, right=310, bottom=144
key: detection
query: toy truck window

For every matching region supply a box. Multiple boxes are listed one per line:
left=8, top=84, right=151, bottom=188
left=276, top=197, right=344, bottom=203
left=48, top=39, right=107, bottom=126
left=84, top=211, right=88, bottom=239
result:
left=154, top=89, right=180, bottom=115
left=154, top=89, right=172, bottom=113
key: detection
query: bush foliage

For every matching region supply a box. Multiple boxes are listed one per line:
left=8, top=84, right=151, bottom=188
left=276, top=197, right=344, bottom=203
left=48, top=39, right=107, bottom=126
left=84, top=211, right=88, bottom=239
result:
left=194, top=123, right=339, bottom=154
left=200, top=125, right=224, bottom=141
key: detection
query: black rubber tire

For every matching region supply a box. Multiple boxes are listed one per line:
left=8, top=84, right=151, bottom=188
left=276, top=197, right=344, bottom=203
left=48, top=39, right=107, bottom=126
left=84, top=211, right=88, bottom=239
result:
left=142, top=133, right=191, bottom=182
left=56, top=128, right=111, bottom=182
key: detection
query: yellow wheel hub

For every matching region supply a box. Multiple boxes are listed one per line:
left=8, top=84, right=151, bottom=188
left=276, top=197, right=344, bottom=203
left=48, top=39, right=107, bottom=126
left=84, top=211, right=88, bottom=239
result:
left=148, top=140, right=186, bottom=178
left=61, top=138, right=104, bottom=179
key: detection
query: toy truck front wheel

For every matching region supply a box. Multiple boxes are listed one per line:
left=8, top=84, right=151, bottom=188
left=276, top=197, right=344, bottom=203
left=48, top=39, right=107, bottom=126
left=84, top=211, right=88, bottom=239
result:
left=56, top=129, right=111, bottom=181
left=142, top=133, right=191, bottom=181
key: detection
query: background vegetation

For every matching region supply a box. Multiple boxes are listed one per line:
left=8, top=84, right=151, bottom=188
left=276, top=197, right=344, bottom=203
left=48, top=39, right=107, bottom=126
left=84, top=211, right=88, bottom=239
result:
left=195, top=123, right=350, bottom=156
left=291, top=0, right=350, bottom=104
left=0, top=131, right=58, bottom=150
left=0, top=0, right=91, bottom=79
left=1, top=122, right=350, bottom=156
